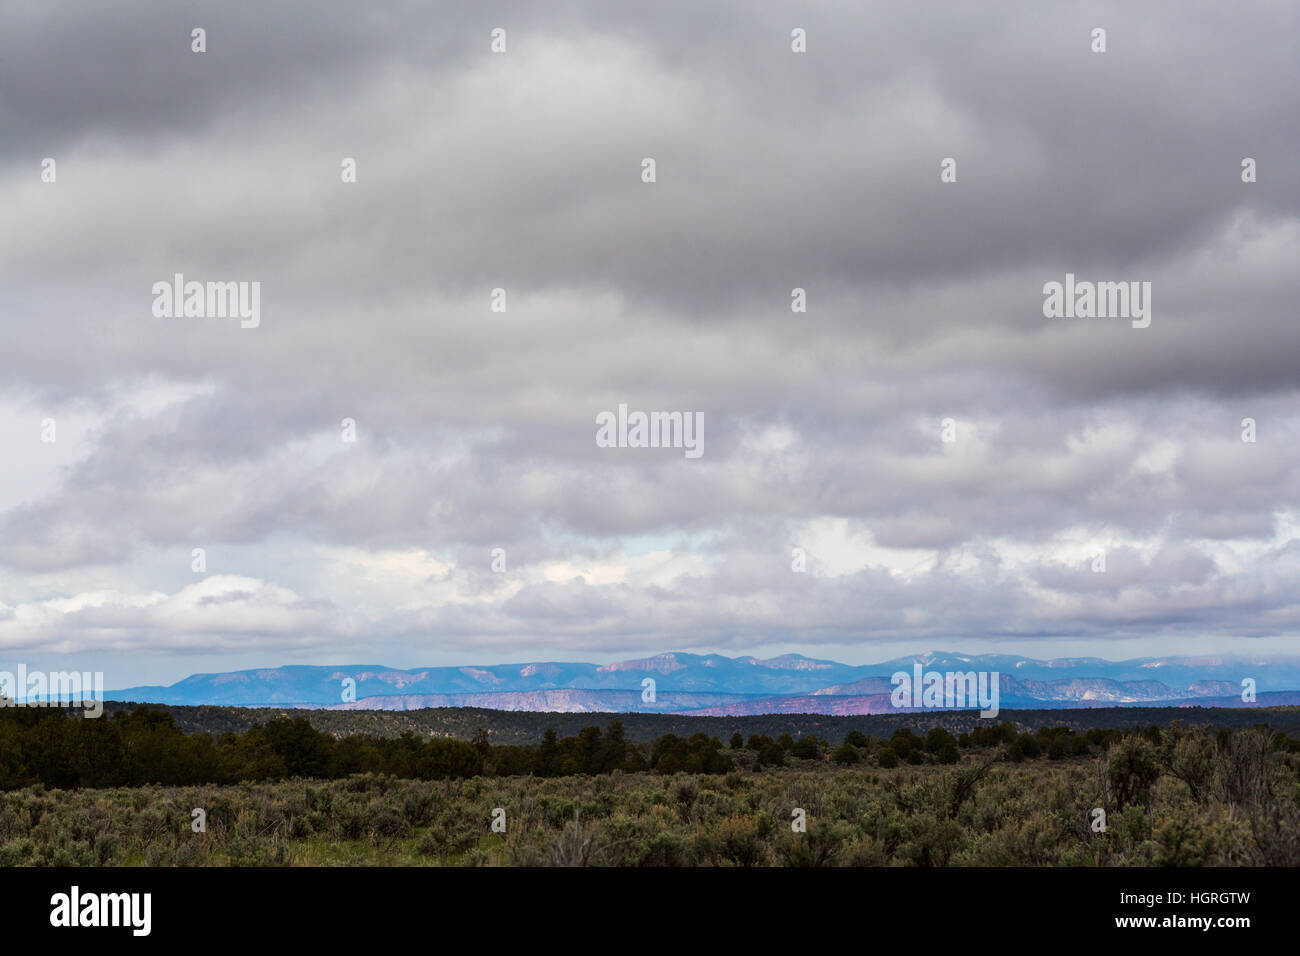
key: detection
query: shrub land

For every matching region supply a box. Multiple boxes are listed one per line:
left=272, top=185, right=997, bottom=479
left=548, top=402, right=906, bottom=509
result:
left=0, top=707, right=1297, bottom=866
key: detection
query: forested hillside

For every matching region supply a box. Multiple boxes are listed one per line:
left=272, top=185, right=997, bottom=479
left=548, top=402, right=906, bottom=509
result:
left=89, top=700, right=1300, bottom=745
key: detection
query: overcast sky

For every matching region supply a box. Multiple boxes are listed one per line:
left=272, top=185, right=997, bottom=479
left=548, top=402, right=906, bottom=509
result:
left=2, top=1, right=1299, bottom=687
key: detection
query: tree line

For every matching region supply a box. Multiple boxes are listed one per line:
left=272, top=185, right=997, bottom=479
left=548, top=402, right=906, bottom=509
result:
left=0, top=707, right=719, bottom=788
left=2, top=704, right=1295, bottom=790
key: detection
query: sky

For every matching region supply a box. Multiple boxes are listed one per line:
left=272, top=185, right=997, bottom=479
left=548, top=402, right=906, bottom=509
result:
left=2, top=1, right=1299, bottom=689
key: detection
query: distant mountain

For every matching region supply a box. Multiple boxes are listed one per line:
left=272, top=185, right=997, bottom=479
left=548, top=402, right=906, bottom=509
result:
left=330, top=689, right=764, bottom=714
left=96, top=649, right=1300, bottom=713
left=682, top=689, right=1300, bottom=717
left=103, top=653, right=869, bottom=706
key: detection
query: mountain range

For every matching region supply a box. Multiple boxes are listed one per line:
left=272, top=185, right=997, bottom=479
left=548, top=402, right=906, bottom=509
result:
left=100, top=650, right=1300, bottom=714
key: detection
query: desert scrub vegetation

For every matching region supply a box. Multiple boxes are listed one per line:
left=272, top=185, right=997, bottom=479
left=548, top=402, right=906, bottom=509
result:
left=0, top=722, right=1295, bottom=866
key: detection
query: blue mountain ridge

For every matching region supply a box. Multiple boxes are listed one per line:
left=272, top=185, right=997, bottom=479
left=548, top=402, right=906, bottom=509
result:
left=95, top=650, right=1300, bottom=709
